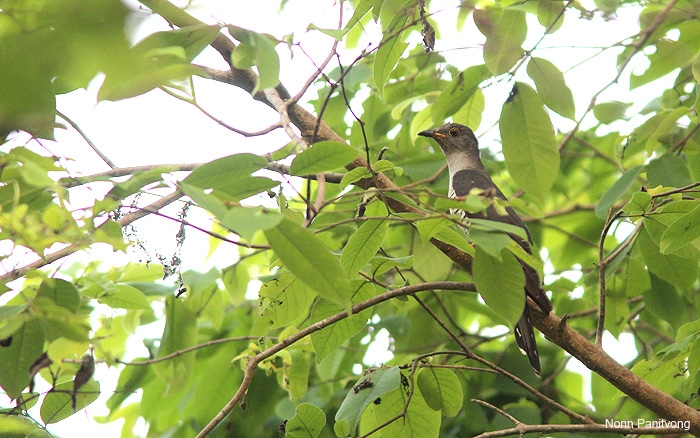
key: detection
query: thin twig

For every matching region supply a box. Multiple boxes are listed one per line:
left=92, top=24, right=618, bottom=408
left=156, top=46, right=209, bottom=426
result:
left=56, top=110, right=116, bottom=169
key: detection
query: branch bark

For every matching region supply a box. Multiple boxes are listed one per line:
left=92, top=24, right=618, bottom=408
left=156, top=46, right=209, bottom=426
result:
left=136, top=2, right=700, bottom=436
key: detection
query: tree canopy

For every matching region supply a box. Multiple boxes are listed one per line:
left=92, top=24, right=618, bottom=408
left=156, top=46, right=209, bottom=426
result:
left=2, top=0, right=700, bottom=436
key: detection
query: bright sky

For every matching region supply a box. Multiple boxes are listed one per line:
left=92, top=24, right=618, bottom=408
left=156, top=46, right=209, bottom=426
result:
left=3, top=0, right=672, bottom=435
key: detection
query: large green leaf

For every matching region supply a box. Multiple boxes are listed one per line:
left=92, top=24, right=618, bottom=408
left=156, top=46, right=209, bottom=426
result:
left=430, top=65, right=489, bottom=122
left=290, top=141, right=359, bottom=175
left=417, top=367, right=463, bottom=417
left=373, top=1, right=413, bottom=97
left=265, top=218, right=352, bottom=307
left=371, top=375, right=441, bottom=437
left=500, top=82, right=560, bottom=204
left=341, top=219, right=389, bottom=277
left=155, top=296, right=197, bottom=393
left=228, top=25, right=280, bottom=93
left=527, top=57, right=575, bottom=120
left=638, top=226, right=697, bottom=291
left=334, top=367, right=401, bottom=437
left=631, top=20, right=700, bottom=89
left=477, top=8, right=527, bottom=75
left=473, top=246, right=524, bottom=329
left=99, top=24, right=220, bottom=101
left=285, top=403, right=327, bottom=438
left=181, top=153, right=277, bottom=203
left=660, top=204, right=700, bottom=254
left=310, top=282, right=374, bottom=361
left=595, top=165, right=642, bottom=218
left=0, top=319, right=45, bottom=400
left=40, top=380, right=100, bottom=424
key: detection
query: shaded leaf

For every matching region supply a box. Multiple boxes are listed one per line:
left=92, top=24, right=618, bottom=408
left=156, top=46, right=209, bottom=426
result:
left=473, top=246, right=524, bottom=329
left=595, top=165, right=642, bottom=218
left=417, top=367, right=463, bottom=417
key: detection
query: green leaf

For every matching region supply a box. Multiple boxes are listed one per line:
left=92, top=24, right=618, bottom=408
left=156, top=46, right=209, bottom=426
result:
left=41, top=380, right=100, bottom=424
left=479, top=9, right=527, bottom=75
left=647, top=153, right=692, bottom=188
left=453, top=88, right=485, bottom=131
left=259, top=273, right=316, bottom=329
left=222, top=206, right=283, bottom=241
left=373, top=2, right=412, bottom=97
left=0, top=319, right=44, bottom=400
left=182, top=153, right=277, bottom=202
left=310, top=282, right=374, bottom=361
left=631, top=20, right=700, bottom=89
left=334, top=367, right=401, bottom=437
left=99, top=24, right=219, bottom=101
left=645, top=107, right=688, bottom=152
left=265, top=218, right=352, bottom=307
left=417, top=367, right=463, bottom=417
left=339, top=167, right=372, bottom=190
left=98, top=284, right=151, bottom=310
left=309, top=0, right=373, bottom=40
left=131, top=24, right=221, bottom=64
left=371, top=376, right=441, bottom=437
left=644, top=274, right=685, bottom=330
left=595, top=165, right=642, bottom=218
left=228, top=25, right=280, bottom=93
left=473, top=246, right=524, bottom=329
left=500, top=82, right=560, bottom=204
left=431, top=65, right=489, bottom=122
left=290, top=141, right=359, bottom=175
left=638, top=226, right=697, bottom=291
left=341, top=219, right=389, bottom=277
left=537, top=0, right=566, bottom=33
left=526, top=57, right=575, bottom=119
left=185, top=153, right=268, bottom=187
left=469, top=228, right=513, bottom=259
left=593, top=101, right=631, bottom=124
left=286, top=403, right=327, bottom=438
left=155, top=296, right=197, bottom=392
left=660, top=204, right=700, bottom=254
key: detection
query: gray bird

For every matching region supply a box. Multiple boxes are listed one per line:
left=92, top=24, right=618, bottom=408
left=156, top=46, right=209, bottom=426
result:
left=419, top=122, right=552, bottom=376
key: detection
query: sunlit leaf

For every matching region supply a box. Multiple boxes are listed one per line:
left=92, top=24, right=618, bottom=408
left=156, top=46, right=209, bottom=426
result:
left=500, top=82, right=560, bottom=204
left=290, top=141, right=359, bottom=175
left=527, top=57, right=575, bottom=119
left=265, top=218, right=352, bottom=307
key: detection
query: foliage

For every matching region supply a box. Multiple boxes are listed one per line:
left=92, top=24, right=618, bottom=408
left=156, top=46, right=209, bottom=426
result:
left=1, top=0, right=700, bottom=436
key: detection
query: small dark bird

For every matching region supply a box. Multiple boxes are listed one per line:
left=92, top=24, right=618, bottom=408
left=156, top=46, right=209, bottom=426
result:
left=419, top=122, right=553, bottom=376
left=72, top=353, right=95, bottom=410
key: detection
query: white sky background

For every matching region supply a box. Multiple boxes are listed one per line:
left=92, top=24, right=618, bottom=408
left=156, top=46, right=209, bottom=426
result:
left=2, top=0, right=672, bottom=435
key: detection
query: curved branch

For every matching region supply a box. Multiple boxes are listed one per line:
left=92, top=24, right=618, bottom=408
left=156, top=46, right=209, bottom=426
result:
left=195, top=281, right=477, bottom=437
left=0, top=191, right=185, bottom=284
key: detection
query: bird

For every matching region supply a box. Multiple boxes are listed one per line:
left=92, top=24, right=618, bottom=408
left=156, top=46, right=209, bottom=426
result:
left=418, top=122, right=553, bottom=376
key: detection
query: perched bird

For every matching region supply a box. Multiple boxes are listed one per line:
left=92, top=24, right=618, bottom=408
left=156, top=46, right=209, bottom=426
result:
left=419, top=122, right=552, bottom=375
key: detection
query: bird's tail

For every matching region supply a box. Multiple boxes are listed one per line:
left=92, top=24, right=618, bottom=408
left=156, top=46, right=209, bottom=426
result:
left=514, top=307, right=541, bottom=377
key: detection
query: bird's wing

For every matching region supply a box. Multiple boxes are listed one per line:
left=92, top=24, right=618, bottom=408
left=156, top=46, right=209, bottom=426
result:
left=452, top=169, right=552, bottom=313
left=451, top=169, right=533, bottom=249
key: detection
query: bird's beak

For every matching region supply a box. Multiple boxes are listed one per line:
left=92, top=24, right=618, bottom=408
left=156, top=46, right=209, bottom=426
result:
left=418, top=129, right=445, bottom=139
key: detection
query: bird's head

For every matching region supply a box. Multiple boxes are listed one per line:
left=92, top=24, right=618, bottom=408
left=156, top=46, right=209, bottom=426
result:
left=418, top=123, right=479, bottom=155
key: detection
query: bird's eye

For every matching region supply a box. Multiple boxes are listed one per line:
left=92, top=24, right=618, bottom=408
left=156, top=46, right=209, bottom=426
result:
left=448, top=127, right=460, bottom=137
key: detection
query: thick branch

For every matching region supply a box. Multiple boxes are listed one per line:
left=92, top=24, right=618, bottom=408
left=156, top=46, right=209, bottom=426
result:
left=531, top=307, right=700, bottom=435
